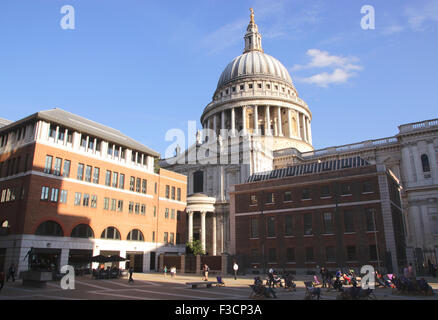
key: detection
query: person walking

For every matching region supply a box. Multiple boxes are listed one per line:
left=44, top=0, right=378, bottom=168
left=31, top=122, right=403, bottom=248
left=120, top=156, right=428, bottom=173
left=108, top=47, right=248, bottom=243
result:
left=128, top=267, right=134, bottom=283
left=164, top=265, right=168, bottom=277
left=233, top=262, right=239, bottom=280
left=6, top=263, right=15, bottom=282
left=408, top=262, right=415, bottom=279
left=203, top=264, right=209, bottom=281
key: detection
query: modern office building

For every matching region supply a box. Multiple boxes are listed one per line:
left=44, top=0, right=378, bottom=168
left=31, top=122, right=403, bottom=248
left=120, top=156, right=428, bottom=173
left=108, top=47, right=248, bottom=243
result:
left=0, top=108, right=187, bottom=273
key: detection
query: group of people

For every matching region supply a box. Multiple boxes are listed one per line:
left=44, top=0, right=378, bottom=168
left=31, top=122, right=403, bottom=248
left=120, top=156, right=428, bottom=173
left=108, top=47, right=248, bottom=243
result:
left=163, top=266, right=177, bottom=278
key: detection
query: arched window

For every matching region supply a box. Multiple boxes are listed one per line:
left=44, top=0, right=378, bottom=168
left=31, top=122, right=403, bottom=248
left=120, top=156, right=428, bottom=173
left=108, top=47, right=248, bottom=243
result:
left=101, top=227, right=121, bottom=240
left=71, top=224, right=94, bottom=238
left=421, top=154, right=431, bottom=172
left=127, top=229, right=144, bottom=241
left=193, top=170, right=204, bottom=193
left=35, top=220, right=63, bottom=237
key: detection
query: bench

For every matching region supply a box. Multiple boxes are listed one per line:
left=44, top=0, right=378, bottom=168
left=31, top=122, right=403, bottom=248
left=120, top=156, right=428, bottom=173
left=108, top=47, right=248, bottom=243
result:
left=186, top=281, right=217, bottom=289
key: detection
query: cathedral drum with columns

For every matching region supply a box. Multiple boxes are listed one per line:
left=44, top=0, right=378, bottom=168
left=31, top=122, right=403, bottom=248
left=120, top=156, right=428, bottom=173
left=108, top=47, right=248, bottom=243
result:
left=162, top=9, right=313, bottom=256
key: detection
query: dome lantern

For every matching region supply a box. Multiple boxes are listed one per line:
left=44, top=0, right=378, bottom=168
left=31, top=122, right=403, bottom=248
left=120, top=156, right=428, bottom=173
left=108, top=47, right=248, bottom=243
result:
left=244, top=8, right=263, bottom=54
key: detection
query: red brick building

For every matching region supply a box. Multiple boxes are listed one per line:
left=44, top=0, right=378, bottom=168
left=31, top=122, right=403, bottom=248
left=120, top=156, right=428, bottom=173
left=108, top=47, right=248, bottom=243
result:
left=230, top=157, right=407, bottom=274
left=0, top=108, right=187, bottom=274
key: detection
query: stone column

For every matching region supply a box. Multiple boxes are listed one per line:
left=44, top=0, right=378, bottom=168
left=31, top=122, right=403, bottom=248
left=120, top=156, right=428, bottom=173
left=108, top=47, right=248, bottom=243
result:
left=207, top=118, right=211, bottom=141
left=231, top=107, right=236, bottom=136
left=303, top=116, right=308, bottom=142
left=427, top=141, right=438, bottom=184
left=287, top=108, right=293, bottom=138
left=201, top=211, right=207, bottom=253
left=63, top=129, right=68, bottom=145
left=277, top=106, right=283, bottom=136
left=213, top=113, right=217, bottom=137
left=401, top=146, right=414, bottom=185
left=221, top=110, right=226, bottom=134
left=55, top=126, right=59, bottom=143
left=212, top=213, right=217, bottom=256
left=59, top=248, right=69, bottom=270
left=242, top=106, right=247, bottom=135
left=308, top=118, right=313, bottom=145
left=412, top=144, right=424, bottom=184
left=188, top=211, right=193, bottom=242
left=86, top=135, right=90, bottom=152
left=297, top=112, right=302, bottom=139
left=265, top=106, right=271, bottom=136
left=253, top=105, right=258, bottom=135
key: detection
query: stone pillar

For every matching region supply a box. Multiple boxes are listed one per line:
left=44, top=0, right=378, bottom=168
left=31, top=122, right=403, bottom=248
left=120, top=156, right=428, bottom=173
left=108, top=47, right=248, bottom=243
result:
left=201, top=211, right=207, bottom=253
left=85, top=135, right=89, bottom=152
left=242, top=106, right=247, bottom=135
left=180, top=255, right=185, bottom=274
left=212, top=213, right=217, bottom=256
left=59, top=248, right=69, bottom=270
left=188, top=211, right=193, bottom=242
left=253, top=105, right=258, bottom=135
left=55, top=126, right=59, bottom=143
left=303, top=116, right=308, bottom=142
left=412, top=144, right=424, bottom=184
left=213, top=113, right=217, bottom=137
left=297, top=112, right=302, bottom=139
left=287, top=108, right=293, bottom=138
left=231, top=107, right=236, bottom=136
left=265, top=106, right=271, bottom=136
left=308, top=118, right=313, bottom=145
left=427, top=141, right=438, bottom=184
left=221, top=110, right=226, bottom=134
left=221, top=253, right=228, bottom=276
left=63, top=129, right=68, bottom=145
left=277, top=106, right=283, bottom=136
left=207, top=118, right=211, bottom=141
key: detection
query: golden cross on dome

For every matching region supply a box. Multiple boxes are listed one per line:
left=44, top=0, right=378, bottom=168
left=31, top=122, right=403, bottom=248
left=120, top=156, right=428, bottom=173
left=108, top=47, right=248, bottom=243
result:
left=250, top=8, right=255, bottom=23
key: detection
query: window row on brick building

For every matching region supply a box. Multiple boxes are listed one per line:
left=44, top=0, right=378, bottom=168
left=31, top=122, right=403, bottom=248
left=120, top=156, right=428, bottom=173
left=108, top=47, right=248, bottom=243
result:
left=249, top=208, right=378, bottom=239
left=0, top=153, right=30, bottom=178
left=250, top=181, right=376, bottom=206
left=250, top=244, right=379, bottom=264
left=165, top=184, right=182, bottom=201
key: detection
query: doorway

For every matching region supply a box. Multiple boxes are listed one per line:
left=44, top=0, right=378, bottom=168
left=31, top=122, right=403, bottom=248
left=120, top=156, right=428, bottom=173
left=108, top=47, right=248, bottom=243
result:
left=150, top=252, right=156, bottom=270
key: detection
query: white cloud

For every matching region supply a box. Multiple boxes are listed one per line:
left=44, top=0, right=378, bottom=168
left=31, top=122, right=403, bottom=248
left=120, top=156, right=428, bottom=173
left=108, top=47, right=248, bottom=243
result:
left=404, top=0, right=438, bottom=31
left=292, top=49, right=363, bottom=87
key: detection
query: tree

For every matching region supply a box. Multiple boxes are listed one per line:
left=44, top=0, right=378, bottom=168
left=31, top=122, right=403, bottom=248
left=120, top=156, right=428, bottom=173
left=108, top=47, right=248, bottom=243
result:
left=186, top=240, right=204, bottom=256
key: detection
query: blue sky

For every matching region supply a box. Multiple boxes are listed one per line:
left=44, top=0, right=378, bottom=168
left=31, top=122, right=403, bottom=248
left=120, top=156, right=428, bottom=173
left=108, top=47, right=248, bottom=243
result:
left=0, top=0, right=437, bottom=155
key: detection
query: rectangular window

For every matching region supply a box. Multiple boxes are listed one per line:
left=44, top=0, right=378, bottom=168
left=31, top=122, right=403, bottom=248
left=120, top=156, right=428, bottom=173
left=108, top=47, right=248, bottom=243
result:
left=128, top=201, right=134, bottom=213
left=107, top=144, right=113, bottom=156
left=250, top=195, right=258, bottom=205
left=305, top=247, right=314, bottom=262
left=152, top=231, right=155, bottom=242
left=104, top=197, right=110, bottom=210
left=346, top=246, right=357, bottom=261
left=154, top=182, right=158, bottom=194
left=365, top=208, right=377, bottom=231
left=112, top=172, right=118, bottom=188
left=250, top=218, right=259, bottom=238
left=165, top=208, right=169, bottom=219
left=164, top=232, right=168, bottom=244
left=119, top=174, right=125, bottom=189
left=302, top=188, right=310, bottom=200
left=50, top=188, right=59, bottom=202
left=93, top=167, right=100, bottom=184
left=141, top=204, right=146, bottom=215
left=60, top=190, right=68, bottom=204
left=83, top=193, right=90, bottom=207
left=267, top=216, right=275, bottom=237
left=266, top=192, right=275, bottom=204
left=369, top=245, right=378, bottom=261
left=304, top=213, right=313, bottom=235
left=135, top=203, right=140, bottom=214
left=323, top=212, right=334, bottom=234
left=63, top=160, right=71, bottom=177
left=154, top=206, right=157, bottom=217
left=286, top=248, right=295, bottom=262
left=171, top=209, right=175, bottom=219
left=170, top=233, right=175, bottom=245
left=85, top=165, right=92, bottom=182
left=344, top=210, right=355, bottom=233
left=103, top=171, right=110, bottom=187
left=165, top=185, right=170, bottom=198
left=130, top=177, right=135, bottom=191
left=136, top=178, right=141, bottom=193
left=142, top=179, right=147, bottom=194
left=81, top=136, right=87, bottom=148
left=53, top=158, right=62, bottom=176
left=77, top=163, right=84, bottom=180
left=363, top=181, right=374, bottom=193
left=285, top=215, right=294, bottom=236
left=44, top=155, right=53, bottom=174
left=91, top=195, right=97, bottom=208
left=74, top=192, right=82, bottom=206
left=41, top=186, right=49, bottom=200
left=171, top=186, right=175, bottom=199
left=268, top=248, right=276, bottom=262
left=341, top=183, right=352, bottom=195
left=326, top=246, right=336, bottom=262
left=117, top=200, right=123, bottom=212
left=177, top=188, right=181, bottom=201
left=284, top=191, right=292, bottom=202
left=177, top=211, right=181, bottom=220
left=320, top=185, right=330, bottom=197
left=111, top=199, right=117, bottom=211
